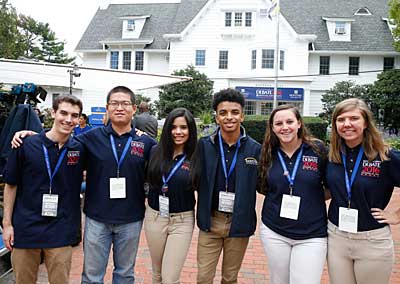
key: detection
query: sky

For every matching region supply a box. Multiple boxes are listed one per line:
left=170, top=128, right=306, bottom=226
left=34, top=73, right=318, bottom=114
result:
left=8, top=0, right=105, bottom=58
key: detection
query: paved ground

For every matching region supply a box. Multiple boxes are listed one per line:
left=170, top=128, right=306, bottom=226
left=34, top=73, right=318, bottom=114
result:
left=2, top=189, right=400, bottom=283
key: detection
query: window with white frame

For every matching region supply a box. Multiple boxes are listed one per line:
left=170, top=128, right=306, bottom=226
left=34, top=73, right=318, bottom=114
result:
left=319, top=56, right=330, bottom=75
left=123, top=51, right=131, bottom=70
left=225, top=12, right=232, bottom=27
left=219, top=50, right=228, bottom=69
left=135, top=51, right=144, bottom=71
left=349, top=57, right=360, bottom=75
left=251, top=50, right=257, bottom=69
left=245, top=12, right=252, bottom=27
left=127, top=19, right=135, bottom=31
left=234, top=12, right=242, bottom=26
left=244, top=101, right=256, bottom=115
left=262, top=49, right=274, bottom=69
left=280, top=50, right=285, bottom=70
left=195, top=50, right=206, bottom=66
left=261, top=102, right=273, bottom=115
left=110, top=51, right=119, bottom=69
left=383, top=57, right=394, bottom=71
left=335, top=22, right=346, bottom=35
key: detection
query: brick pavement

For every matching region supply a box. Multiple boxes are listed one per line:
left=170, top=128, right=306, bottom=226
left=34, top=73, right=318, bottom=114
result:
left=27, top=189, right=400, bottom=283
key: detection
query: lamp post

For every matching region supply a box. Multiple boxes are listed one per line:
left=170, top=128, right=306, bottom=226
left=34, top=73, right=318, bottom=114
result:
left=68, top=65, right=81, bottom=95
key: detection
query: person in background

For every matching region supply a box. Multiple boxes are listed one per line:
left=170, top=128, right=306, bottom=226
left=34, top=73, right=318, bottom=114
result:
left=133, top=102, right=158, bottom=139
left=2, top=95, right=84, bottom=284
left=73, top=113, right=92, bottom=136
left=327, top=98, right=400, bottom=284
left=258, top=104, right=328, bottom=284
left=194, top=88, right=261, bottom=284
left=145, top=107, right=197, bottom=284
left=34, top=108, right=45, bottom=128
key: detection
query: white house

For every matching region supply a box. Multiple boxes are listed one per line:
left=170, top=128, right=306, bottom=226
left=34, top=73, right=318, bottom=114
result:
left=76, top=0, right=400, bottom=116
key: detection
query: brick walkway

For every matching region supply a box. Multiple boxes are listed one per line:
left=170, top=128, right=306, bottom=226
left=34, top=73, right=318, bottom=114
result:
left=29, top=188, right=400, bottom=283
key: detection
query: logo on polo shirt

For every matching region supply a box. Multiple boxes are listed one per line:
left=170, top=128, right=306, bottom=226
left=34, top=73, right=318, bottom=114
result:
left=244, top=157, right=258, bottom=166
left=302, top=156, right=318, bottom=171
left=361, top=160, right=381, bottom=177
left=131, top=141, right=145, bottom=157
left=67, top=151, right=80, bottom=165
left=181, top=161, right=190, bottom=171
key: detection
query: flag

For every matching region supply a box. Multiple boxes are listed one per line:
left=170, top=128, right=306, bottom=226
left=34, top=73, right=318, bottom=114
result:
left=266, top=0, right=279, bottom=20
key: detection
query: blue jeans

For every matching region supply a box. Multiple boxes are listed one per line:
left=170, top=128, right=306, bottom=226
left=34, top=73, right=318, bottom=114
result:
left=81, top=216, right=143, bottom=284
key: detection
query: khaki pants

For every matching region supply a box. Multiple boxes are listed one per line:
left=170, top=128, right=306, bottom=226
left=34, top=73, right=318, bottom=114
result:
left=11, top=246, right=72, bottom=284
left=197, top=211, right=249, bottom=284
left=327, top=221, right=394, bottom=284
left=144, top=206, right=194, bottom=284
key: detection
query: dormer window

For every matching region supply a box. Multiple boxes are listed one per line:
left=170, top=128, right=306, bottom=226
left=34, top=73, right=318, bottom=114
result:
left=127, top=19, right=135, bottom=31
left=224, top=12, right=253, bottom=27
left=335, top=22, right=346, bottom=35
left=355, top=7, right=371, bottom=16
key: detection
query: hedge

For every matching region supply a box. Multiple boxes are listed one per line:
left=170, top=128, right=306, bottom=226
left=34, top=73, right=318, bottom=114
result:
left=242, top=115, right=328, bottom=144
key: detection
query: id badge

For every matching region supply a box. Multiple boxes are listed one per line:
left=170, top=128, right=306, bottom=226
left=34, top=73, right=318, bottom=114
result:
left=280, top=194, right=301, bottom=220
left=42, top=194, right=58, bottom=217
left=110, top=178, right=126, bottom=199
left=339, top=207, right=358, bottom=233
left=159, top=195, right=169, bottom=217
left=218, top=192, right=235, bottom=213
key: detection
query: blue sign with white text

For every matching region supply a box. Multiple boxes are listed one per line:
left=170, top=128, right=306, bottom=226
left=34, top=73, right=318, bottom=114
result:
left=235, top=86, right=304, bottom=101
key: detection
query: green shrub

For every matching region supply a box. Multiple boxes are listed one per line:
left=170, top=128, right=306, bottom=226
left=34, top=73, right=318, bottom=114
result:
left=243, top=115, right=328, bottom=144
left=386, top=137, right=400, bottom=150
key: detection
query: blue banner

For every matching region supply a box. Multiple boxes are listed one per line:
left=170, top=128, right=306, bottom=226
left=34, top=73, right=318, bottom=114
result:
left=235, top=86, right=304, bottom=101
left=91, top=106, right=106, bottom=113
left=89, top=114, right=105, bottom=125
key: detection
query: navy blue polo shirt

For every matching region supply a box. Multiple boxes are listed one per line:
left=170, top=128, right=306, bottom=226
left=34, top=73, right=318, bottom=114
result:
left=261, top=142, right=328, bottom=240
left=212, top=137, right=237, bottom=212
left=75, top=124, right=156, bottom=224
left=3, top=131, right=84, bottom=248
left=147, top=151, right=195, bottom=213
left=327, top=145, right=400, bottom=231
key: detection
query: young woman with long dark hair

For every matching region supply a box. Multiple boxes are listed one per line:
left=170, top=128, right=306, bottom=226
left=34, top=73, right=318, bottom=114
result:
left=144, top=107, right=197, bottom=284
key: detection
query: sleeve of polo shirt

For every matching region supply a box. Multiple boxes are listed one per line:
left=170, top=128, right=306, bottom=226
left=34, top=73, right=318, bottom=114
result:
left=3, top=147, right=23, bottom=186
left=389, top=149, right=400, bottom=187
left=317, top=142, right=329, bottom=188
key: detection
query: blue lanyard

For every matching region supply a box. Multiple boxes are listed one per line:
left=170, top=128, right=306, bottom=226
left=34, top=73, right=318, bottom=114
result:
left=162, top=155, right=187, bottom=190
left=42, top=145, right=67, bottom=194
left=341, top=147, right=364, bottom=208
left=218, top=131, right=241, bottom=191
left=277, top=145, right=304, bottom=195
left=110, top=135, right=133, bottom=178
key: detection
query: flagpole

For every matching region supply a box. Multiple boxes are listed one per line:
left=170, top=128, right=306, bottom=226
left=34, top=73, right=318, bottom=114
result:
left=273, top=0, right=280, bottom=109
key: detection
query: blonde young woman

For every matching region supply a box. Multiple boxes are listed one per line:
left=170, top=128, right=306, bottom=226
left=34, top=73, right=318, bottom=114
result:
left=327, top=98, right=400, bottom=284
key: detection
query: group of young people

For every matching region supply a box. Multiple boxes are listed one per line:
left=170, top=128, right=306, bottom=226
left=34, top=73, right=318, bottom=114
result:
left=2, top=86, right=400, bottom=284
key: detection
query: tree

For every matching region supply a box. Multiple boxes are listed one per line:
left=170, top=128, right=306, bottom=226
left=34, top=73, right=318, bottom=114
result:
left=19, top=14, right=75, bottom=64
left=389, top=0, right=400, bottom=51
left=0, top=0, right=74, bottom=63
left=157, top=65, right=213, bottom=118
left=320, top=81, right=372, bottom=122
left=0, top=0, right=25, bottom=59
left=369, top=70, right=400, bottom=133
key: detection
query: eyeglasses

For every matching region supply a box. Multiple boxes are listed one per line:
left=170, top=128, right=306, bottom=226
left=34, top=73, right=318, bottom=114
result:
left=108, top=101, right=133, bottom=108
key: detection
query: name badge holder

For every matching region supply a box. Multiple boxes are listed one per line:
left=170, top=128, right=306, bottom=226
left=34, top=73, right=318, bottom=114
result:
left=277, top=146, right=303, bottom=220
left=159, top=155, right=187, bottom=217
left=217, top=131, right=240, bottom=213
left=41, top=145, right=67, bottom=217
left=109, top=135, right=132, bottom=199
left=338, top=147, right=364, bottom=233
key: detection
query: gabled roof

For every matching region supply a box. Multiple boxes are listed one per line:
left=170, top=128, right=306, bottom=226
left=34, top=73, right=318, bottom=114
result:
left=76, top=0, right=396, bottom=53
left=280, top=0, right=396, bottom=52
left=76, top=0, right=209, bottom=51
